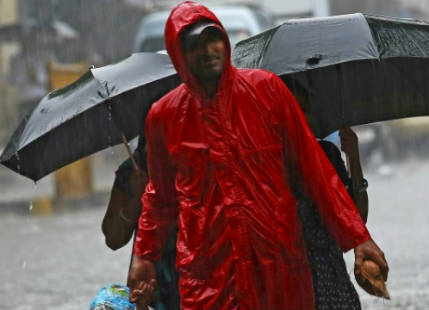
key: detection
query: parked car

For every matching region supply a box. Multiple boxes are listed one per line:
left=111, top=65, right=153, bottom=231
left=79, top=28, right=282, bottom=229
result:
left=134, top=4, right=275, bottom=53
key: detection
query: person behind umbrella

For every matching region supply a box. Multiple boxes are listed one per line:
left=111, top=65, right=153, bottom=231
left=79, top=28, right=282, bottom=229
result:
left=128, top=2, right=388, bottom=309
left=294, top=82, right=370, bottom=309
left=102, top=132, right=180, bottom=310
left=291, top=80, right=369, bottom=222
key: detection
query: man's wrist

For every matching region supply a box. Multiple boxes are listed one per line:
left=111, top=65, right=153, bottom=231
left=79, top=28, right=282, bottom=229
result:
left=354, top=178, right=368, bottom=193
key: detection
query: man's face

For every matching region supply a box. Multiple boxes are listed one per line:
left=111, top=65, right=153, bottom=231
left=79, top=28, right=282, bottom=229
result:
left=182, top=28, right=226, bottom=83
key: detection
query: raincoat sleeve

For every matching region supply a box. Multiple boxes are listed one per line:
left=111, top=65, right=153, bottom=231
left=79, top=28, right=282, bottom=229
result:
left=270, top=74, right=371, bottom=252
left=133, top=106, right=178, bottom=261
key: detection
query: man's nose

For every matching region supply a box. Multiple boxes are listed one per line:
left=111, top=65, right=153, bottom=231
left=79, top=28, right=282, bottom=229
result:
left=198, top=41, right=215, bottom=54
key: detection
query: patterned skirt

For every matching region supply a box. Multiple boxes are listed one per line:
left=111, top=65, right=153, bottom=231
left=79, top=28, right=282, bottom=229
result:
left=298, top=199, right=361, bottom=310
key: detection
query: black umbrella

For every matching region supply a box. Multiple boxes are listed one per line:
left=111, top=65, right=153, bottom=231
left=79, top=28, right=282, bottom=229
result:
left=0, top=53, right=180, bottom=181
left=232, top=13, right=429, bottom=138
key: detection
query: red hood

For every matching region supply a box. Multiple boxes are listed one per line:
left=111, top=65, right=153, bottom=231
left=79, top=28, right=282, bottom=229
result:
left=164, top=1, right=233, bottom=97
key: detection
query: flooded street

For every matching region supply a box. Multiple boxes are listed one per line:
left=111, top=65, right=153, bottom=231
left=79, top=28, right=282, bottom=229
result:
left=0, top=202, right=133, bottom=310
left=344, top=158, right=429, bottom=310
left=1, top=158, right=428, bottom=310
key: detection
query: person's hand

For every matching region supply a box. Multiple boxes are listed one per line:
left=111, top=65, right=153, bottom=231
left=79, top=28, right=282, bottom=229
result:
left=129, top=278, right=157, bottom=310
left=128, top=256, right=157, bottom=310
left=339, top=127, right=359, bottom=158
left=354, top=239, right=388, bottom=281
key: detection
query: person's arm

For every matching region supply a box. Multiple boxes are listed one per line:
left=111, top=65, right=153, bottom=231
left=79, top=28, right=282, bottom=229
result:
left=339, top=127, right=368, bottom=223
left=102, top=121, right=149, bottom=250
left=102, top=168, right=148, bottom=250
left=270, top=74, right=388, bottom=279
left=129, top=105, right=178, bottom=308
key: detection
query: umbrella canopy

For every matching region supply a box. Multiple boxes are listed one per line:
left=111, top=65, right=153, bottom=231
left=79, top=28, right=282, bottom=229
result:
left=0, top=53, right=180, bottom=181
left=232, top=13, right=429, bottom=138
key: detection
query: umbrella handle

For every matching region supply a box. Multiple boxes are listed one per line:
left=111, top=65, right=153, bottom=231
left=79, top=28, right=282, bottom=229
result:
left=121, top=133, right=140, bottom=171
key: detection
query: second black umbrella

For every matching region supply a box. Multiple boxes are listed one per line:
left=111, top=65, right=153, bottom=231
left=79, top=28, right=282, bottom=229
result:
left=0, top=52, right=181, bottom=181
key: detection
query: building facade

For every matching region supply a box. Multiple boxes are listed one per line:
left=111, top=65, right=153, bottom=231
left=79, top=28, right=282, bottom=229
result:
left=0, top=0, right=20, bottom=145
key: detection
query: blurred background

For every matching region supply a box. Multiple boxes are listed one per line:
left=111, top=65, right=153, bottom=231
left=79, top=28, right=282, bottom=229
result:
left=0, top=0, right=428, bottom=309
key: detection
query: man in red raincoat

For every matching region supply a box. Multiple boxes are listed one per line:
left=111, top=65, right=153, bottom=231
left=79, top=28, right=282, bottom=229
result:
left=128, top=2, right=388, bottom=309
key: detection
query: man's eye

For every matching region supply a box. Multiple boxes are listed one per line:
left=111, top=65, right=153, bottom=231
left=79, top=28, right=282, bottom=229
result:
left=183, top=37, right=199, bottom=51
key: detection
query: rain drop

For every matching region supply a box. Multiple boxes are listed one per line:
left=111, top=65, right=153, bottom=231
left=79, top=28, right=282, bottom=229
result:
left=29, top=202, right=33, bottom=211
left=107, top=104, right=113, bottom=146
left=21, top=261, right=27, bottom=269
left=108, top=107, right=112, bottom=122
left=15, top=152, right=21, bottom=173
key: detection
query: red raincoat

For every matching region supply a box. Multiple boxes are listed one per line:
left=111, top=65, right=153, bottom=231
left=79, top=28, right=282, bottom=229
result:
left=134, top=2, right=371, bottom=309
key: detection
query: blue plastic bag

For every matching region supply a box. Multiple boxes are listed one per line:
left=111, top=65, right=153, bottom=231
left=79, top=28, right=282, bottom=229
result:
left=89, top=284, right=136, bottom=310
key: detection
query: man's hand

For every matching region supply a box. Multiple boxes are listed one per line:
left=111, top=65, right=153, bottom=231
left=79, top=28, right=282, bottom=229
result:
left=128, top=256, right=157, bottom=310
left=354, top=239, right=388, bottom=281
